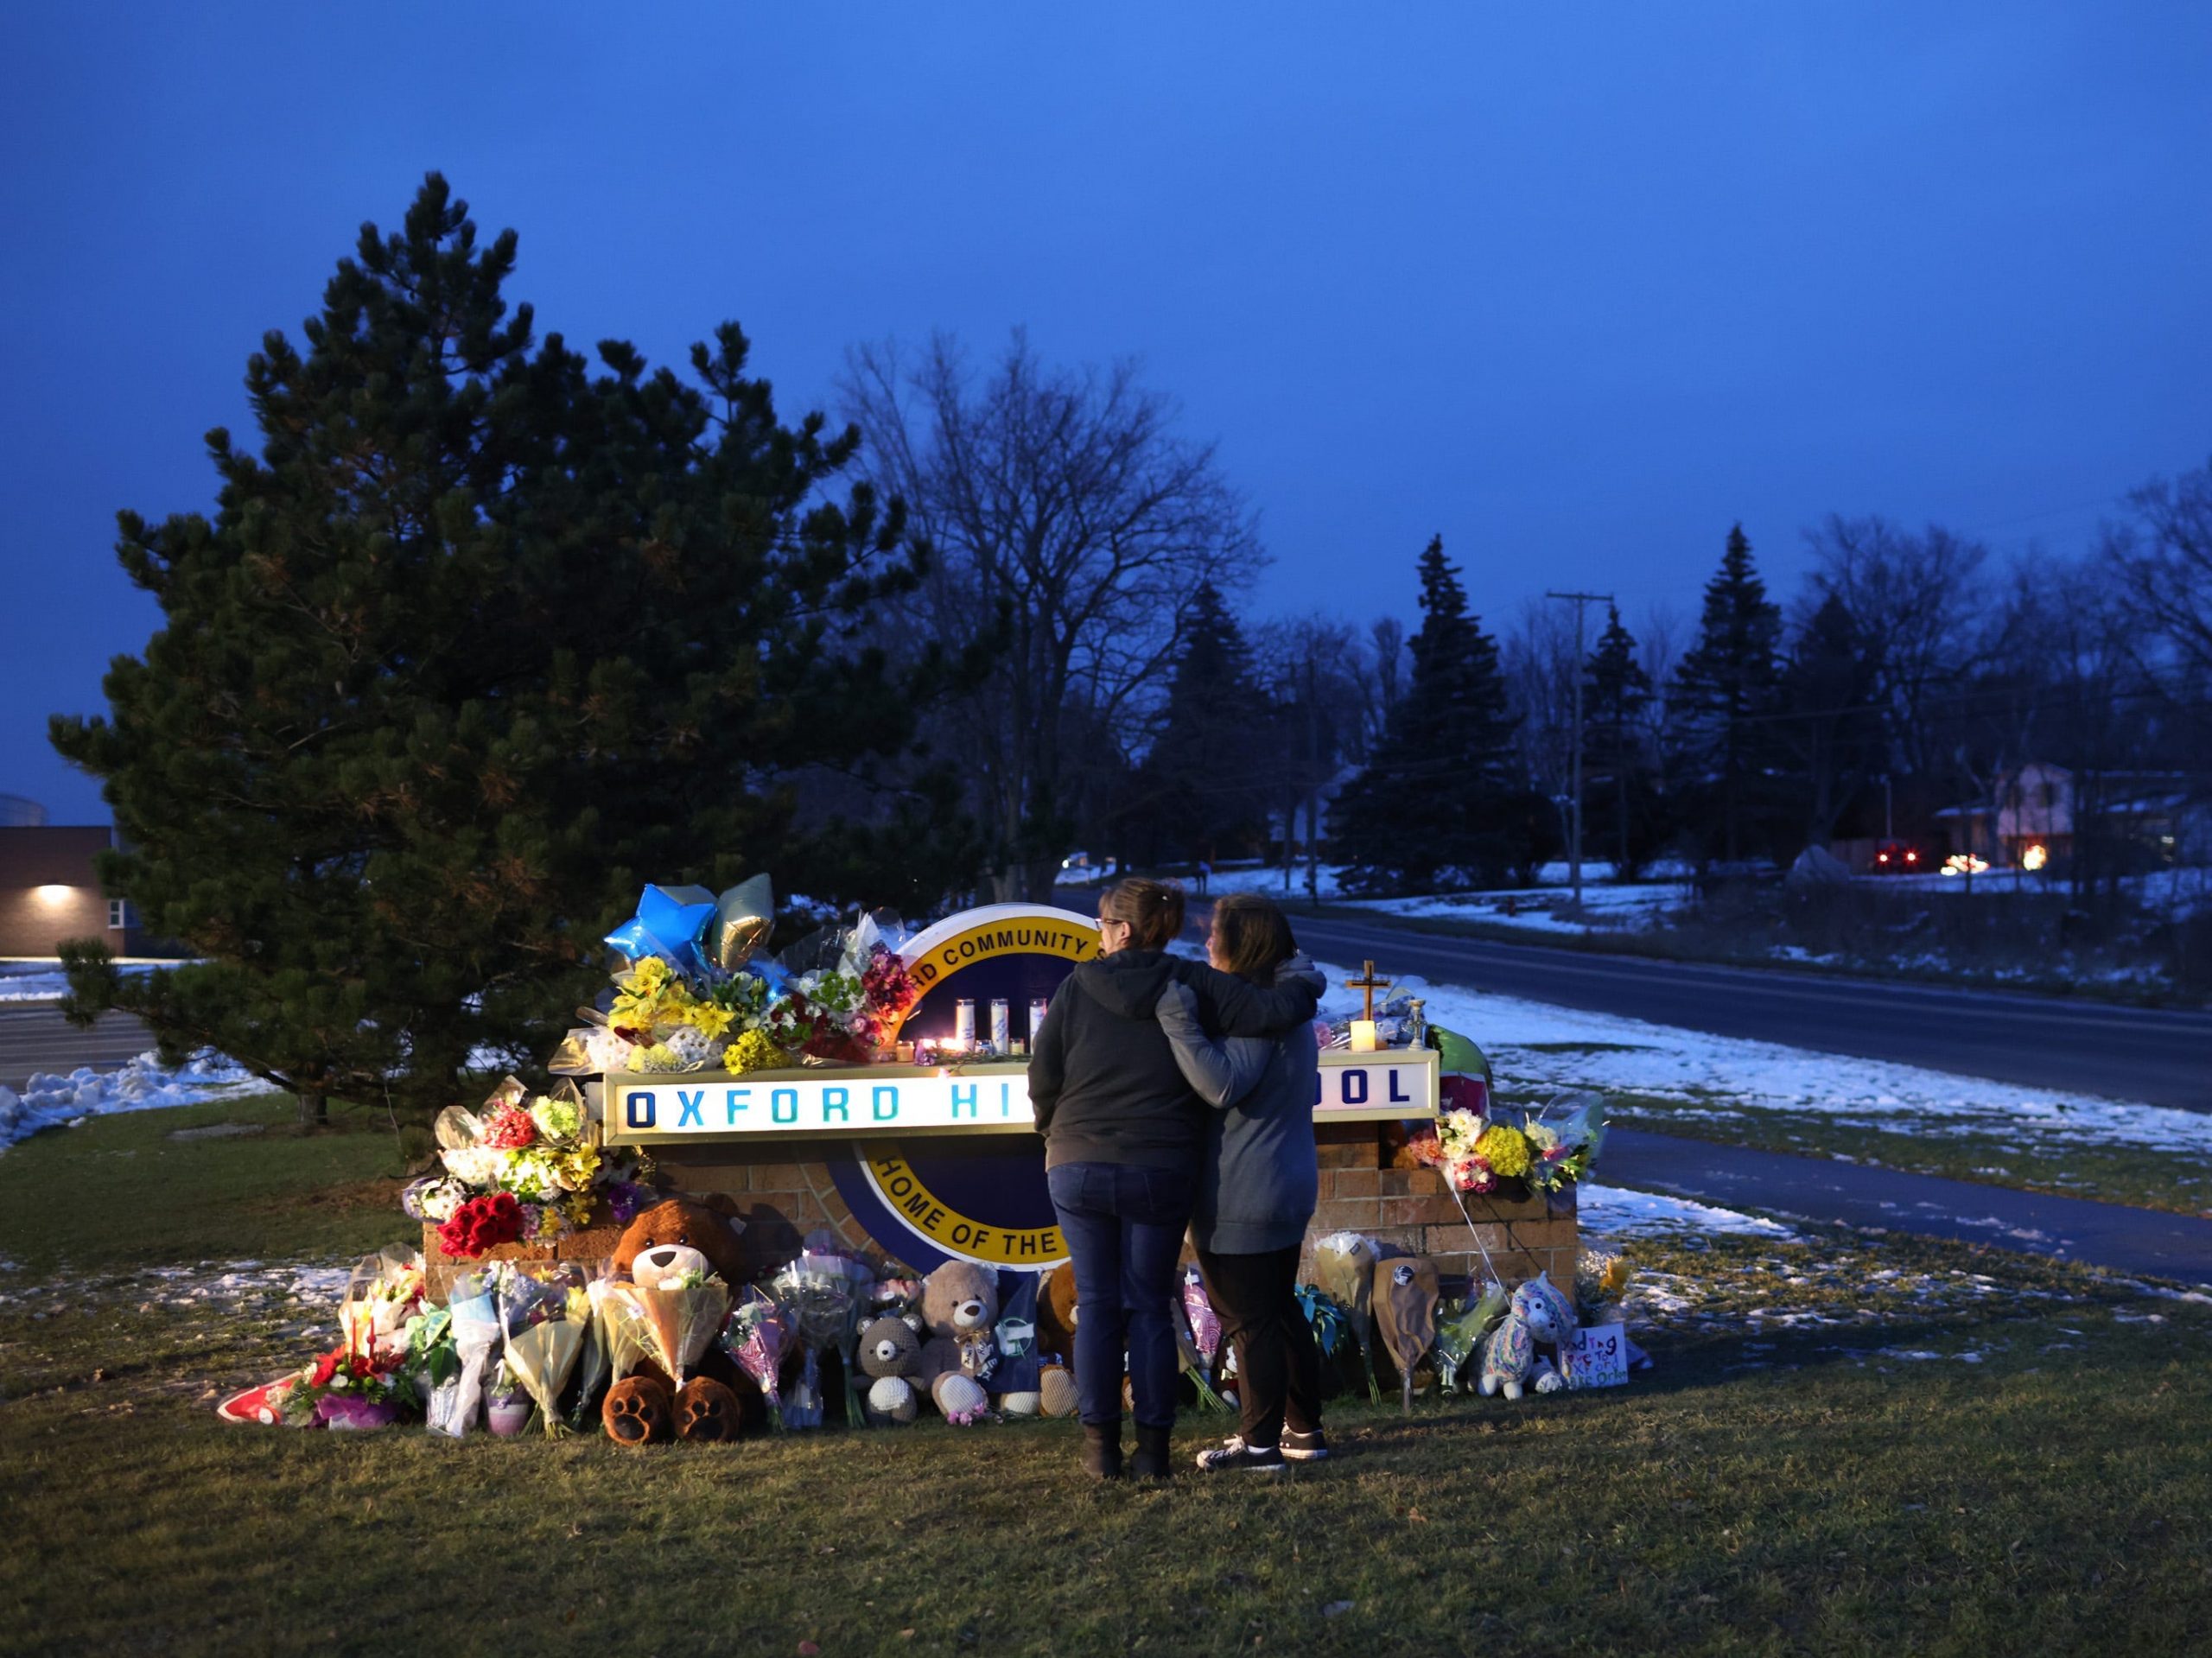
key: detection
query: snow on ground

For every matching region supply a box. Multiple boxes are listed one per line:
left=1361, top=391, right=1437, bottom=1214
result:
left=1309, top=959, right=2212, bottom=1165
left=1356, top=881, right=1685, bottom=936
left=0, top=1051, right=278, bottom=1153
left=1578, top=1184, right=1796, bottom=1242
left=0, top=959, right=184, bottom=1002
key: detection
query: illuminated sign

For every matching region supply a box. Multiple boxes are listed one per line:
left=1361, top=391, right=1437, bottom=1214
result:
left=605, top=1048, right=1437, bottom=1143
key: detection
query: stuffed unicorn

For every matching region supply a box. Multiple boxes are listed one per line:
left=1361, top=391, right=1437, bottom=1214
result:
left=1479, top=1273, right=1577, bottom=1401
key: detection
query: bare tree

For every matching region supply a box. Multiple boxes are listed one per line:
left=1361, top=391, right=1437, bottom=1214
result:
left=842, top=333, right=1262, bottom=899
left=2105, top=458, right=2212, bottom=684
left=1363, top=617, right=1406, bottom=749
left=1503, top=600, right=1579, bottom=859
left=1804, top=516, right=1989, bottom=782
left=1252, top=615, right=1366, bottom=896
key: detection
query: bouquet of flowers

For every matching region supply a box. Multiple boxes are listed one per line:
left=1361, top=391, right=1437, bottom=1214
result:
left=271, top=1342, right=410, bottom=1430
left=721, top=1287, right=791, bottom=1421
left=1176, top=1265, right=1230, bottom=1412
left=578, top=879, right=924, bottom=1078
left=496, top=1264, right=588, bottom=1439
left=772, top=1246, right=873, bottom=1428
left=1294, top=1285, right=1352, bottom=1363
left=1519, top=1091, right=1608, bottom=1193
left=337, top=1247, right=425, bottom=1363
left=1433, top=1284, right=1510, bottom=1392
left=434, top=1268, right=504, bottom=1438
left=412, top=1077, right=640, bottom=1245
left=1313, top=1232, right=1383, bottom=1404
left=607, top=1267, right=732, bottom=1391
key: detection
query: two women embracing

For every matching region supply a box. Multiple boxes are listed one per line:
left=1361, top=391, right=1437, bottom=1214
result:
left=1027, top=875, right=1331, bottom=1479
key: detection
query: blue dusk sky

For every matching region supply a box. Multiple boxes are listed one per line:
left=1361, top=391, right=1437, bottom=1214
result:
left=3, top=3, right=2208, bottom=822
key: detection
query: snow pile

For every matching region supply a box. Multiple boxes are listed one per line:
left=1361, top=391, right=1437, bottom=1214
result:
left=1578, top=1184, right=1795, bottom=1242
left=0, top=1050, right=276, bottom=1152
left=1307, top=958, right=2212, bottom=1163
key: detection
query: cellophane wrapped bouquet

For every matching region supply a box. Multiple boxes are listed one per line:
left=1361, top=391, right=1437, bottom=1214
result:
left=721, top=1287, right=791, bottom=1423
left=607, top=1261, right=732, bottom=1391
left=496, top=1264, right=589, bottom=1439
left=772, top=1244, right=874, bottom=1428
left=406, top=1077, right=652, bottom=1258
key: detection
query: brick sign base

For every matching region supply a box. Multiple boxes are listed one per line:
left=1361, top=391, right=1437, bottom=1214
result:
left=423, top=1121, right=1579, bottom=1299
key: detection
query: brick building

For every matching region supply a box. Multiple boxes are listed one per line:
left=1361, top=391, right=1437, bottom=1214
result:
left=0, top=825, right=142, bottom=958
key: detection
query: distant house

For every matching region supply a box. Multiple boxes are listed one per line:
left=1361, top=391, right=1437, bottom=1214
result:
left=0, top=823, right=142, bottom=958
left=1935, top=762, right=2204, bottom=872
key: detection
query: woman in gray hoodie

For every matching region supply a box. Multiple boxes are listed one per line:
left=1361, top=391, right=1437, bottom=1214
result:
left=1155, top=893, right=1329, bottom=1472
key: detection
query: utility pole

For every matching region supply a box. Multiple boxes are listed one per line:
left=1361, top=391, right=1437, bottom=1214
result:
left=1547, top=589, right=1613, bottom=910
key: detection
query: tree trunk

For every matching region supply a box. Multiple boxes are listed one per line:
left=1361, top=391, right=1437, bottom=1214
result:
left=299, top=1092, right=329, bottom=1129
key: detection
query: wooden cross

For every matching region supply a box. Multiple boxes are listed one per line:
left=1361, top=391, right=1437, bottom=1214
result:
left=1345, top=959, right=1389, bottom=1023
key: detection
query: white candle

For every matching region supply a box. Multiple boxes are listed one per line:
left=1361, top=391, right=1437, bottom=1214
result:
left=1349, top=1019, right=1378, bottom=1053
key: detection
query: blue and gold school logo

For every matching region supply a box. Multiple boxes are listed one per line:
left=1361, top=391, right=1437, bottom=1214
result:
left=837, top=1145, right=1069, bottom=1269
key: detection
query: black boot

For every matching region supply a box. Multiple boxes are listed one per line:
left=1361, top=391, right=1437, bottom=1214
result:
left=1081, top=1422, right=1123, bottom=1480
left=1130, top=1423, right=1173, bottom=1481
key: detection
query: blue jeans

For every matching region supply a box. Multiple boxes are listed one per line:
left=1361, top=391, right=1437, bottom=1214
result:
left=1047, top=1161, right=1196, bottom=1430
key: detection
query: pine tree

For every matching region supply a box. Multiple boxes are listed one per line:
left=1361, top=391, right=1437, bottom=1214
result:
left=50, top=176, right=963, bottom=1121
left=1133, top=581, right=1270, bottom=862
left=1582, top=605, right=1658, bottom=876
left=1332, top=537, right=1523, bottom=893
left=1669, top=524, right=1784, bottom=864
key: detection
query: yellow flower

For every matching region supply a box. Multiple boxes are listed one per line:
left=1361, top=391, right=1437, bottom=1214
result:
left=728, top=1029, right=791, bottom=1073
left=626, top=957, right=673, bottom=994
left=1475, top=1123, right=1532, bottom=1179
left=685, top=1001, right=734, bottom=1040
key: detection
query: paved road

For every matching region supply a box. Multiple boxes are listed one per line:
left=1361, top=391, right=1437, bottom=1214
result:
left=1604, top=1128, right=2212, bottom=1286
left=0, top=1006, right=154, bottom=1091
left=1287, top=912, right=2212, bottom=1112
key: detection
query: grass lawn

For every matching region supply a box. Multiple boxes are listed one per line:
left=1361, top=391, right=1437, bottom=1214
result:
left=4, top=1104, right=2211, bottom=1655
left=0, top=1091, right=410, bottom=1274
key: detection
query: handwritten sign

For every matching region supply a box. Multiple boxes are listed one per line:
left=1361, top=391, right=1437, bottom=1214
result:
left=1562, top=1322, right=1630, bottom=1389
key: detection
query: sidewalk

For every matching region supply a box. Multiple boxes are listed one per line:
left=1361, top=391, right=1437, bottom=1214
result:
left=1604, top=1128, right=2212, bottom=1286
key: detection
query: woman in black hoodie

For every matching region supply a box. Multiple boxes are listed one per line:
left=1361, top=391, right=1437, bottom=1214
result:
left=1027, top=877, right=1321, bottom=1479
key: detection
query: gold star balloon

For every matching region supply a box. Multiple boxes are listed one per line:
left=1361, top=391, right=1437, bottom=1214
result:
left=710, top=873, right=775, bottom=972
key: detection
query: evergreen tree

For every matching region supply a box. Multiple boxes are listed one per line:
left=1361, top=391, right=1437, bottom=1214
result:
left=1132, top=581, right=1270, bottom=862
left=50, top=176, right=966, bottom=1122
left=1582, top=605, right=1660, bottom=876
left=1669, top=524, right=1784, bottom=863
left=1332, top=537, right=1523, bottom=893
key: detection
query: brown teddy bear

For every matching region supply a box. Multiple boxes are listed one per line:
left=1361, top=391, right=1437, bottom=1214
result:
left=1036, top=1261, right=1079, bottom=1368
left=915, top=1259, right=1000, bottom=1396
left=601, top=1195, right=761, bottom=1445
left=857, top=1314, right=923, bottom=1425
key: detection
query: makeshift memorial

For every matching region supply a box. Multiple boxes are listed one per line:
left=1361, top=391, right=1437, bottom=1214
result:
left=1313, top=1233, right=1384, bottom=1404
left=857, top=1314, right=924, bottom=1425
left=1373, top=1256, right=1441, bottom=1413
left=916, top=1260, right=1000, bottom=1394
left=1480, top=1274, right=1577, bottom=1401
left=497, top=1264, right=589, bottom=1439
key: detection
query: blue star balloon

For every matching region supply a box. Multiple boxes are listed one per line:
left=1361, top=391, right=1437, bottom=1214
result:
left=603, top=884, right=717, bottom=977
